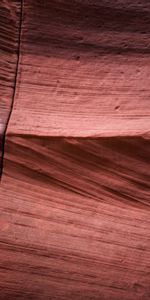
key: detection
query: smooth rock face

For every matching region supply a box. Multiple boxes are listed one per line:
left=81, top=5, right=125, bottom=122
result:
left=7, top=0, right=150, bottom=137
left=0, top=1, right=150, bottom=300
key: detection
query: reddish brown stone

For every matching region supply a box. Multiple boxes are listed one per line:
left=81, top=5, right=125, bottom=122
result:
left=0, top=1, right=150, bottom=299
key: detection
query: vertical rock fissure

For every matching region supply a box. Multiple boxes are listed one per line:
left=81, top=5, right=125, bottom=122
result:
left=0, top=0, right=23, bottom=178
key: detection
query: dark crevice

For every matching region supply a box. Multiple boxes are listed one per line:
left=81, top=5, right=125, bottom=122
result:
left=0, top=0, right=23, bottom=179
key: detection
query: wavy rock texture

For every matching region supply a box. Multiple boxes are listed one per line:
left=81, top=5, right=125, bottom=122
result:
left=3, top=135, right=150, bottom=210
left=1, top=135, right=150, bottom=299
left=0, top=1, right=150, bottom=300
left=0, top=0, right=20, bottom=169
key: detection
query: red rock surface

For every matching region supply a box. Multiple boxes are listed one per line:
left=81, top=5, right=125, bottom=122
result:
left=1, top=135, right=150, bottom=299
left=0, top=1, right=150, bottom=299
